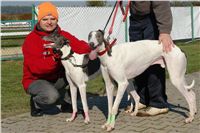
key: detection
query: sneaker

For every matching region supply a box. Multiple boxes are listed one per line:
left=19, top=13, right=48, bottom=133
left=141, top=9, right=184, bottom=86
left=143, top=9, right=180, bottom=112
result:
left=138, top=103, right=147, bottom=110
left=125, top=102, right=147, bottom=111
left=137, top=107, right=169, bottom=116
left=30, top=96, right=43, bottom=117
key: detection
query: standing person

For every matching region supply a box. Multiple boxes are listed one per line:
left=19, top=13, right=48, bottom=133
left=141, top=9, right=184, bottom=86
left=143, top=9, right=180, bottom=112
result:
left=22, top=2, right=91, bottom=117
left=128, top=1, right=174, bottom=116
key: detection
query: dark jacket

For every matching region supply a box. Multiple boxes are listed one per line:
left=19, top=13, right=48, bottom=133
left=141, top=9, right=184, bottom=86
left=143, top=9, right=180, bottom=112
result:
left=130, top=1, right=172, bottom=34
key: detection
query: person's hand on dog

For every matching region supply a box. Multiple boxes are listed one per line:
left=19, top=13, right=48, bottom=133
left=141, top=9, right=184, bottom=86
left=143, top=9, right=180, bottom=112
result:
left=159, top=33, right=175, bottom=53
left=89, top=49, right=97, bottom=60
left=43, top=43, right=62, bottom=61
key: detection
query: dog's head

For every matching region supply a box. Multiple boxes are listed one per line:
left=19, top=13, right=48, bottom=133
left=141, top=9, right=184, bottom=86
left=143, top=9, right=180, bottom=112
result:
left=88, top=29, right=105, bottom=50
left=88, top=29, right=112, bottom=56
left=43, top=33, right=70, bottom=49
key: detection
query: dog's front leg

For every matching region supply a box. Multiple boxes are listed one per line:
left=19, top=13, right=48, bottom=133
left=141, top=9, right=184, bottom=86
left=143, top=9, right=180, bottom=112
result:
left=100, top=66, right=114, bottom=130
left=78, top=83, right=90, bottom=124
left=107, top=80, right=129, bottom=132
left=65, top=76, right=78, bottom=122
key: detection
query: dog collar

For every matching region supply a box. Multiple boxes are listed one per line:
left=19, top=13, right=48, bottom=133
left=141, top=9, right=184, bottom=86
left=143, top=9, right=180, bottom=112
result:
left=61, top=50, right=74, bottom=60
left=98, top=39, right=117, bottom=56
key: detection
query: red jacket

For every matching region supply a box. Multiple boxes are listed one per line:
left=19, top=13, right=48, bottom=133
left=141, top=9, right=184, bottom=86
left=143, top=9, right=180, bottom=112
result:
left=22, top=25, right=91, bottom=91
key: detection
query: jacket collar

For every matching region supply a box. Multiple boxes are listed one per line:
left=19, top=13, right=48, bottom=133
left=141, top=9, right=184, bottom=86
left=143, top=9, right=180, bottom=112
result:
left=33, top=23, right=62, bottom=37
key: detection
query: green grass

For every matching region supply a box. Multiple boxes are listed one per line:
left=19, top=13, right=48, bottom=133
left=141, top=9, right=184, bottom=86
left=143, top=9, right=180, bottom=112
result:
left=1, top=36, right=25, bottom=47
left=1, top=40, right=200, bottom=118
left=1, top=61, right=29, bottom=118
left=177, top=41, right=200, bottom=73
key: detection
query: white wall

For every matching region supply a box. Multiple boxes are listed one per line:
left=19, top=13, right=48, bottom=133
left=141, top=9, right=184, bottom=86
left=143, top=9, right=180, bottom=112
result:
left=170, top=6, right=200, bottom=40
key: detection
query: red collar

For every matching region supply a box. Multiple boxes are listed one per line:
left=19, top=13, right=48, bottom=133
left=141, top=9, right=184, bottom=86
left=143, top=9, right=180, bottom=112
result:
left=98, top=39, right=117, bottom=56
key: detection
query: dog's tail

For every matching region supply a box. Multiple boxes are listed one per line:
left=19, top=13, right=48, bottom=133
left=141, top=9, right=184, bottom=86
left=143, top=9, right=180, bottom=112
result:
left=184, top=80, right=195, bottom=91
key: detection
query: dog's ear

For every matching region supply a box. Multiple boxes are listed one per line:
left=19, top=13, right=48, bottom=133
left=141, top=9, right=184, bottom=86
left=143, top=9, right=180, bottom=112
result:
left=43, top=36, right=54, bottom=42
left=88, top=31, right=92, bottom=41
left=60, top=36, right=70, bottom=46
left=98, top=29, right=104, bottom=35
left=103, top=39, right=112, bottom=56
left=43, top=33, right=58, bottom=43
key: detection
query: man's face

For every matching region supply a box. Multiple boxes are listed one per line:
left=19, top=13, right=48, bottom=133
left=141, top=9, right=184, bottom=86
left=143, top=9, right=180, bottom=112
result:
left=39, top=15, right=58, bottom=32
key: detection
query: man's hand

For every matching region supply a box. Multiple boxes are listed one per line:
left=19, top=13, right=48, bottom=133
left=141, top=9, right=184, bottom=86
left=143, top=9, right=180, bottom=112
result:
left=159, top=33, right=175, bottom=53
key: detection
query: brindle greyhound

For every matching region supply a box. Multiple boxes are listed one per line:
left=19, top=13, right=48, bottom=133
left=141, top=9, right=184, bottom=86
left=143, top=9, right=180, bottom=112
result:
left=88, top=30, right=197, bottom=131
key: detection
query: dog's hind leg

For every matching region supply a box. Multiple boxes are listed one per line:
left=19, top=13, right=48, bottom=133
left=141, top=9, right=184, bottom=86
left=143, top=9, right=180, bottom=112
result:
left=124, top=93, right=133, bottom=113
left=170, top=77, right=196, bottom=123
left=165, top=51, right=196, bottom=123
left=125, top=80, right=140, bottom=115
left=65, top=76, right=78, bottom=122
left=127, top=80, right=140, bottom=116
left=100, top=66, right=115, bottom=130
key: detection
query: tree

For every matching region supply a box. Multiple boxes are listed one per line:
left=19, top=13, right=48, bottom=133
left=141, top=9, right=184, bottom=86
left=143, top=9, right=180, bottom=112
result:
left=86, top=0, right=107, bottom=7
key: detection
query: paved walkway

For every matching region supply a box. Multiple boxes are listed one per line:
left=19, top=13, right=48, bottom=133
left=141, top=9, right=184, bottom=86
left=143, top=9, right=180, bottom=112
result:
left=2, top=72, right=200, bottom=133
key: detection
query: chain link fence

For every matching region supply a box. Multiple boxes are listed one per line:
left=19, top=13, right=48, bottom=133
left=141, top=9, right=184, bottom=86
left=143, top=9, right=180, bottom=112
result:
left=1, top=5, right=200, bottom=61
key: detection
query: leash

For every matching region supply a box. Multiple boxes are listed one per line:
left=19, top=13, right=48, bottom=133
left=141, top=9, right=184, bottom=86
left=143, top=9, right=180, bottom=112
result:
left=99, top=0, right=130, bottom=56
left=103, top=1, right=117, bottom=32
left=108, top=0, right=130, bottom=36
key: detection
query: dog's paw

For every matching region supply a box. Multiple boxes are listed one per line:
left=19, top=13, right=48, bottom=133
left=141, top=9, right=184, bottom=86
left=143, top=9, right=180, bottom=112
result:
left=101, top=123, right=109, bottom=129
left=106, top=125, right=114, bottom=132
left=125, top=109, right=132, bottom=113
left=66, top=112, right=77, bottom=122
left=131, top=111, right=137, bottom=116
left=185, top=116, right=194, bottom=123
left=84, top=118, right=90, bottom=124
left=124, top=105, right=132, bottom=113
left=66, top=118, right=74, bottom=122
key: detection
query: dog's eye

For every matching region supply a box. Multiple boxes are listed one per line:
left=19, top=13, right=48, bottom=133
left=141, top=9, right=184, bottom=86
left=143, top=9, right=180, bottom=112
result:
left=96, top=34, right=101, bottom=38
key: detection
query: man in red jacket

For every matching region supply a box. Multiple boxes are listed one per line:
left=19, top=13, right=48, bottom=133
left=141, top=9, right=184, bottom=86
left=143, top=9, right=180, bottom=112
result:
left=22, top=2, right=91, bottom=116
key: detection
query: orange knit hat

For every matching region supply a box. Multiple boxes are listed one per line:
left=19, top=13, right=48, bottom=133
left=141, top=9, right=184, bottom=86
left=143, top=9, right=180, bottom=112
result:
left=37, top=2, right=58, bottom=21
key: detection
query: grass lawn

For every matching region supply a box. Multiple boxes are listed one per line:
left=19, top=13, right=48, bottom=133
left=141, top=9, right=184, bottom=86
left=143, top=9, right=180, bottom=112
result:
left=1, top=37, right=25, bottom=47
left=1, top=40, right=200, bottom=118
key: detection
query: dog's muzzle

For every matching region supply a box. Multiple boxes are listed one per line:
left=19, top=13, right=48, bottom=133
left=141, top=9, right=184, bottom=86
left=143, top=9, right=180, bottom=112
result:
left=89, top=42, right=96, bottom=50
left=89, top=42, right=101, bottom=50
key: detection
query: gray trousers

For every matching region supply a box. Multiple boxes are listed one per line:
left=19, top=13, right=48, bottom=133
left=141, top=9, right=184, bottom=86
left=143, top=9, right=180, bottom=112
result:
left=27, top=77, right=71, bottom=109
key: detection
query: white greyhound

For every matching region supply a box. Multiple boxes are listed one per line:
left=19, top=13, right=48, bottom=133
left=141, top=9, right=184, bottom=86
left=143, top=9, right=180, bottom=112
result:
left=88, top=30, right=197, bottom=131
left=43, top=34, right=100, bottom=124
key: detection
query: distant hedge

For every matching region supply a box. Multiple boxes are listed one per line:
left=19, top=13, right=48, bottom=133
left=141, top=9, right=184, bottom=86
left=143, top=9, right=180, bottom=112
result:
left=170, top=1, right=200, bottom=6
left=1, top=13, right=32, bottom=21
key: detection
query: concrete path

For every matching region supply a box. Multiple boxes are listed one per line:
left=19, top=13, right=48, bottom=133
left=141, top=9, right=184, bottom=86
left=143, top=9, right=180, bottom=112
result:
left=2, top=72, right=200, bottom=133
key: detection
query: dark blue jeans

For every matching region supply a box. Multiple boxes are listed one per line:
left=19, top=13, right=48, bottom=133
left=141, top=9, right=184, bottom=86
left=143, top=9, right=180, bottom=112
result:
left=129, top=15, right=168, bottom=108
